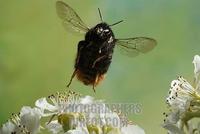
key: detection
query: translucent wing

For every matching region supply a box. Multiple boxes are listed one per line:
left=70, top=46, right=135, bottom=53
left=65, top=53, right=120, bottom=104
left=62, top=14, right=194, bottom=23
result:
left=56, top=1, right=89, bottom=34
left=115, top=37, right=157, bottom=57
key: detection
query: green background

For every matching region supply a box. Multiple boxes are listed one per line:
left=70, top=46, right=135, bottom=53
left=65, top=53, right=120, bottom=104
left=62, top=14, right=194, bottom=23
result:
left=0, top=0, right=200, bottom=133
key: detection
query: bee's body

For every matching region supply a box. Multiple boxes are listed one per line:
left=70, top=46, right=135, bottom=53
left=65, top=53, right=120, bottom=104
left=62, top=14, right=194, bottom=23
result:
left=74, top=23, right=115, bottom=87
left=56, top=1, right=157, bottom=92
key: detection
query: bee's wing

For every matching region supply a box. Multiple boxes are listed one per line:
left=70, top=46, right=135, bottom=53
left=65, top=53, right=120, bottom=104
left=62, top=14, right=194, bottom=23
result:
left=56, top=1, right=89, bottom=34
left=115, top=37, right=157, bottom=57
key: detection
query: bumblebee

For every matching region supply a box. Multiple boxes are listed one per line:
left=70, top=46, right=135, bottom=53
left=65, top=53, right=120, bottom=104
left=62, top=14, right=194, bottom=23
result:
left=56, top=1, right=157, bottom=92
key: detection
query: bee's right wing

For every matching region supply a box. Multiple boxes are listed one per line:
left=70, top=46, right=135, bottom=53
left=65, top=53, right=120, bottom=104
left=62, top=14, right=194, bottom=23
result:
left=56, top=1, right=89, bottom=34
left=115, top=37, right=157, bottom=57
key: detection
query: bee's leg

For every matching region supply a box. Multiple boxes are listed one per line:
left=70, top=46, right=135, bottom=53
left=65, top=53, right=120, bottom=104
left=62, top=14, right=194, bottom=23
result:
left=67, top=41, right=85, bottom=88
left=92, top=74, right=100, bottom=93
left=92, top=55, right=107, bottom=68
left=67, top=69, right=77, bottom=88
left=92, top=83, right=96, bottom=93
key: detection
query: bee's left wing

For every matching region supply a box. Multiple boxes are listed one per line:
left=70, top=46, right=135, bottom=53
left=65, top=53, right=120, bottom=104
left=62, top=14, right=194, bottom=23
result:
left=115, top=37, right=157, bottom=57
left=56, top=1, right=89, bottom=34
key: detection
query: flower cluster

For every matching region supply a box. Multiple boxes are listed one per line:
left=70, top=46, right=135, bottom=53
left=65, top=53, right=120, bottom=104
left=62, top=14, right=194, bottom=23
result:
left=163, top=55, right=200, bottom=133
left=0, top=107, right=42, bottom=134
left=0, top=90, right=145, bottom=134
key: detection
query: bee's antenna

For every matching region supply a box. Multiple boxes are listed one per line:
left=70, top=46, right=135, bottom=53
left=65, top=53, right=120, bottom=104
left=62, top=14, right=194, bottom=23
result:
left=98, top=8, right=103, bottom=22
left=109, top=20, right=124, bottom=27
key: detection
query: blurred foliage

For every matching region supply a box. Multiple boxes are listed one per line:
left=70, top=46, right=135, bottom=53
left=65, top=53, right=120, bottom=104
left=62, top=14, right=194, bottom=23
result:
left=0, top=0, right=200, bottom=133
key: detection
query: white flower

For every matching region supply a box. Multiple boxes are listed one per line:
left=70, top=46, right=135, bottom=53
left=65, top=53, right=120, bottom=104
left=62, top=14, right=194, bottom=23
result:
left=193, top=55, right=200, bottom=92
left=20, top=106, right=42, bottom=133
left=0, top=114, right=29, bottom=134
left=35, top=91, right=81, bottom=116
left=166, top=76, right=200, bottom=112
left=0, top=90, right=145, bottom=134
left=163, top=55, right=200, bottom=134
left=35, top=91, right=95, bottom=133
left=35, top=90, right=145, bottom=134
left=0, top=106, right=42, bottom=134
left=35, top=91, right=115, bottom=127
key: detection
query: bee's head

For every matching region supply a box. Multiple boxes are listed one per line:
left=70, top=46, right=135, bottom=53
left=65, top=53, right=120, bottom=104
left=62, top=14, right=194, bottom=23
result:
left=85, top=8, right=123, bottom=41
left=94, top=23, right=112, bottom=39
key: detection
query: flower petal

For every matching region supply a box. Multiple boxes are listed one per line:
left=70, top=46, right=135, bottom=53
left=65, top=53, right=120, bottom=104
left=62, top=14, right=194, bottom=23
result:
left=0, top=121, right=15, bottom=134
left=80, top=96, right=94, bottom=104
left=104, top=112, right=120, bottom=127
left=193, top=55, right=200, bottom=79
left=20, top=106, right=42, bottom=134
left=162, top=123, right=184, bottom=134
left=193, top=55, right=200, bottom=93
left=46, top=120, right=63, bottom=134
left=121, top=124, right=145, bottom=134
left=35, top=98, right=57, bottom=112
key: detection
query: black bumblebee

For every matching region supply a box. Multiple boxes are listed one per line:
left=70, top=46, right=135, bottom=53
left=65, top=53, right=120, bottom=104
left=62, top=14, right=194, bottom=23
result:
left=56, top=1, right=157, bottom=92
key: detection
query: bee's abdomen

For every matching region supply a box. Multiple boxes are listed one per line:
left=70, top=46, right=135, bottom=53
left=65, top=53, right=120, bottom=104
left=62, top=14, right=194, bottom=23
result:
left=76, top=69, right=105, bottom=86
left=75, top=40, right=114, bottom=85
